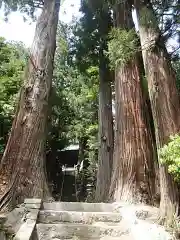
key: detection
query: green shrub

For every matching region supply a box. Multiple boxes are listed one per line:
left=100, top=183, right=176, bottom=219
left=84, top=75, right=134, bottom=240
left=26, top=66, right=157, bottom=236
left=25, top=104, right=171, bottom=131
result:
left=159, top=134, right=180, bottom=182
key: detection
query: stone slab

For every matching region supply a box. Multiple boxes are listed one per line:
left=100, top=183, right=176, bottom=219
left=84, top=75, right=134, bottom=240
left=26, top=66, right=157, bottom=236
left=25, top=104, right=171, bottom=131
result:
left=27, top=209, right=39, bottom=221
left=4, top=207, right=26, bottom=233
left=25, top=203, right=41, bottom=209
left=38, top=210, right=122, bottom=224
left=36, top=222, right=130, bottom=240
left=24, top=199, right=42, bottom=205
left=130, top=219, right=173, bottom=240
left=42, top=202, right=114, bottom=212
left=113, top=202, right=159, bottom=222
left=14, top=219, right=36, bottom=240
left=36, top=237, right=133, bottom=240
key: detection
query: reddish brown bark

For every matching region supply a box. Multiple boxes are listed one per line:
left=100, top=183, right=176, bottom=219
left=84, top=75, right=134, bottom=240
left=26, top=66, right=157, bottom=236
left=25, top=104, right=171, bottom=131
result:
left=109, top=1, right=156, bottom=204
left=137, top=52, right=160, bottom=203
left=135, top=0, right=180, bottom=220
left=0, top=0, right=60, bottom=211
left=95, top=60, right=114, bottom=202
left=93, top=8, right=114, bottom=202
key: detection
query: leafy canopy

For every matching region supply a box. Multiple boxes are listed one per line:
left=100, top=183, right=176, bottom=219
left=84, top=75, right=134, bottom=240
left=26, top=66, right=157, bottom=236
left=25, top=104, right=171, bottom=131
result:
left=0, top=0, right=44, bottom=19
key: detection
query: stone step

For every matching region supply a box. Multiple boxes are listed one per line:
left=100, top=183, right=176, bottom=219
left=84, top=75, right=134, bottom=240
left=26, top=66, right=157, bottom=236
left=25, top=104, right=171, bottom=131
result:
left=38, top=210, right=122, bottom=224
left=42, top=202, right=114, bottom=212
left=34, top=236, right=132, bottom=240
left=35, top=223, right=130, bottom=240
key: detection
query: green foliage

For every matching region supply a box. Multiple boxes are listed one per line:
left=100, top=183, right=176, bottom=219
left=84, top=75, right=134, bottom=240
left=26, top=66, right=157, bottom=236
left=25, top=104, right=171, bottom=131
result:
left=0, top=37, right=27, bottom=153
left=56, top=66, right=98, bottom=144
left=173, top=60, right=180, bottom=94
left=0, top=0, right=43, bottom=20
left=139, top=6, right=157, bottom=28
left=159, top=135, right=180, bottom=182
left=69, top=2, right=113, bottom=200
left=1, top=0, right=65, bottom=21
left=107, top=28, right=139, bottom=68
left=72, top=0, right=112, bottom=72
left=54, top=22, right=99, bottom=201
left=153, top=0, right=180, bottom=57
left=47, top=21, right=99, bottom=164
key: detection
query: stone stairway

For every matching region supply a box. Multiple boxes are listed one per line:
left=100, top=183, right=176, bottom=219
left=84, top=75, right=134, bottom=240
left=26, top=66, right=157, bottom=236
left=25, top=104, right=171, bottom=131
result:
left=0, top=199, right=173, bottom=240
left=34, top=202, right=132, bottom=240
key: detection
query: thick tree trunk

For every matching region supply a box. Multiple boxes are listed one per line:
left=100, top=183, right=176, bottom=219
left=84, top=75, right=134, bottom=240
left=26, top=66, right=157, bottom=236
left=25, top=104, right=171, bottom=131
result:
left=0, top=0, right=60, bottom=211
left=95, top=60, right=114, bottom=202
left=135, top=0, right=180, bottom=220
left=109, top=1, right=155, bottom=204
left=138, top=52, right=160, bottom=203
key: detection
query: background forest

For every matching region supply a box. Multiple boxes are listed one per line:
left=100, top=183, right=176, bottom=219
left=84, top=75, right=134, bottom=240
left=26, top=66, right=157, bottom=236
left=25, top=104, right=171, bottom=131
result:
left=0, top=0, right=180, bottom=228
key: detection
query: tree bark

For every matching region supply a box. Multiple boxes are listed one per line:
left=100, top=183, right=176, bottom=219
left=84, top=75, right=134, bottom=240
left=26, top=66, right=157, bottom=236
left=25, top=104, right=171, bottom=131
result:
left=0, top=0, right=60, bottom=211
left=77, top=137, right=88, bottom=201
left=95, top=60, right=114, bottom=202
left=137, top=51, right=160, bottom=203
left=109, top=1, right=156, bottom=204
left=135, top=0, right=180, bottom=220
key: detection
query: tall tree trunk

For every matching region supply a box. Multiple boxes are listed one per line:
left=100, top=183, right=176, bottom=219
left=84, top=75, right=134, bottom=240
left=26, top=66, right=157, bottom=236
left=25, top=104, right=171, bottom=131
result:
left=138, top=51, right=160, bottom=203
left=95, top=59, right=114, bottom=202
left=0, top=0, right=60, bottom=211
left=135, top=0, right=180, bottom=221
left=109, top=1, right=155, bottom=204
